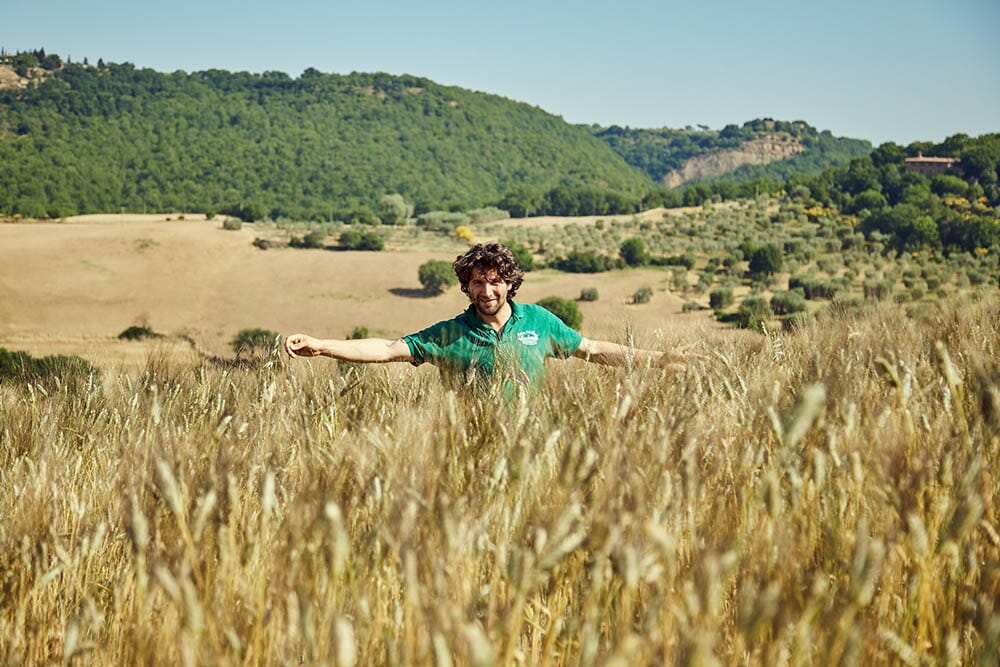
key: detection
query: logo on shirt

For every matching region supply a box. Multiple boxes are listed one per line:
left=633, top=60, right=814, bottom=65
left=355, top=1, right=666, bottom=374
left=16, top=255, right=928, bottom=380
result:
left=517, top=330, right=539, bottom=346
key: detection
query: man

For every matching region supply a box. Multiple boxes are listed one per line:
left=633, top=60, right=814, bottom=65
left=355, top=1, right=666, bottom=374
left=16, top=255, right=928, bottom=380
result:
left=284, top=242, right=694, bottom=391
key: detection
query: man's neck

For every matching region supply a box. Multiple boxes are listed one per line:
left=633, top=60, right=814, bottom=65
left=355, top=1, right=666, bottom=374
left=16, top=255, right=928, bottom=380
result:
left=475, top=301, right=513, bottom=332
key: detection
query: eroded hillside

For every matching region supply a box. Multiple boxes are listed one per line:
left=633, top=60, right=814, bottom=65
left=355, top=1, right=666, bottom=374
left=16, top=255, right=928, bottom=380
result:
left=662, top=134, right=803, bottom=187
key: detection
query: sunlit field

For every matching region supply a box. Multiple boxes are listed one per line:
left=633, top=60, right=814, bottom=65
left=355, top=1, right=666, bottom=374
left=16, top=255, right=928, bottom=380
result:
left=1, top=294, right=998, bottom=665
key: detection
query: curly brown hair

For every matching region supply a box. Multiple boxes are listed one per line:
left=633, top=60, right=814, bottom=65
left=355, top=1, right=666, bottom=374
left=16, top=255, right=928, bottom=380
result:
left=453, top=243, right=525, bottom=299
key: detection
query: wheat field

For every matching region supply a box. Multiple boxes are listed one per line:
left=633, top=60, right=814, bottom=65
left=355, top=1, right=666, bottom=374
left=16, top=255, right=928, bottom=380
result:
left=1, top=295, right=998, bottom=666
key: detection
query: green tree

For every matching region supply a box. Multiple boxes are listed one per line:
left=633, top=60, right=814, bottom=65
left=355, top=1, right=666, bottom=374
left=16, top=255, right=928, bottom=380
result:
left=848, top=189, right=888, bottom=215
left=861, top=204, right=940, bottom=252
left=555, top=250, right=616, bottom=273
left=748, top=244, right=784, bottom=276
left=870, top=142, right=906, bottom=167
left=939, top=214, right=1000, bottom=252
left=620, top=237, right=651, bottom=267
left=930, top=174, right=969, bottom=197
left=503, top=240, right=535, bottom=271
left=960, top=141, right=1000, bottom=185
left=418, top=260, right=457, bottom=294
left=377, top=193, right=413, bottom=225
left=536, top=296, right=583, bottom=331
left=40, top=53, right=63, bottom=70
left=499, top=186, right=544, bottom=218
left=835, top=157, right=881, bottom=196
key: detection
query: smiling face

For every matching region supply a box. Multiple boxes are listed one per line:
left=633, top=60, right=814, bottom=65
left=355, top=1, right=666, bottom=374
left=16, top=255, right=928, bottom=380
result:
left=467, top=267, right=511, bottom=318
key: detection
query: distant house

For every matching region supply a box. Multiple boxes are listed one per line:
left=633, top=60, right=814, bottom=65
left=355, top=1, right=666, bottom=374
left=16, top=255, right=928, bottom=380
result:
left=903, top=154, right=960, bottom=178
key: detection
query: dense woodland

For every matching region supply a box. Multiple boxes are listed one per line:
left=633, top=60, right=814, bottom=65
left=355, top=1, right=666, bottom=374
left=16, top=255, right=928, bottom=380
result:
left=1, top=50, right=998, bottom=257
left=786, top=136, right=1000, bottom=254
left=0, top=50, right=650, bottom=220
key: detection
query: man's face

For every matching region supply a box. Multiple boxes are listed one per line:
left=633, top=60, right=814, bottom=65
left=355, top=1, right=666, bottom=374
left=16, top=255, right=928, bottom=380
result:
left=467, top=267, right=511, bottom=318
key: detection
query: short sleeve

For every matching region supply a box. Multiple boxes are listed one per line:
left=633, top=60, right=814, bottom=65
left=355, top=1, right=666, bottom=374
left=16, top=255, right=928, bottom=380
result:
left=402, top=319, right=467, bottom=367
left=532, top=305, right=583, bottom=358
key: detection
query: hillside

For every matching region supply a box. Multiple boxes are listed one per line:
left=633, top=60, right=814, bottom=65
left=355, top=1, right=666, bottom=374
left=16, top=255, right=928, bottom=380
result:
left=0, top=55, right=651, bottom=220
left=592, top=119, right=872, bottom=187
left=660, top=135, right=803, bottom=187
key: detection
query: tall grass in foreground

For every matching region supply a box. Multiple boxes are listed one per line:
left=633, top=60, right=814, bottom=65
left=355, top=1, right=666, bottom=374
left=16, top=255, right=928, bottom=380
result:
left=1, top=296, right=999, bottom=666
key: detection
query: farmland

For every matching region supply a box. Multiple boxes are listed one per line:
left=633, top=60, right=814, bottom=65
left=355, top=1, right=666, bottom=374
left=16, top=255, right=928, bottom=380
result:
left=1, top=203, right=998, bottom=664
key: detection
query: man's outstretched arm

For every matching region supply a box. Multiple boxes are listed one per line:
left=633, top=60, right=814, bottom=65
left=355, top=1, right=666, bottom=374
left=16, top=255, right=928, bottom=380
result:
left=572, top=337, right=694, bottom=372
left=284, top=334, right=413, bottom=363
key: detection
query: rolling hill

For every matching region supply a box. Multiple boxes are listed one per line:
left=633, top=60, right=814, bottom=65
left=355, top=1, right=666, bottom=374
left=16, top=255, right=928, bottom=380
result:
left=0, top=55, right=652, bottom=221
left=0, top=51, right=892, bottom=222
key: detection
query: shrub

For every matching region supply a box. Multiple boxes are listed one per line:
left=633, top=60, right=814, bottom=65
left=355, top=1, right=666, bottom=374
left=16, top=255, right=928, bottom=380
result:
left=555, top=249, right=616, bottom=273
left=682, top=300, right=703, bottom=313
left=620, top=237, right=651, bottom=267
left=671, top=266, right=689, bottom=291
left=466, top=207, right=510, bottom=224
left=345, top=206, right=378, bottom=225
left=252, top=238, right=270, bottom=250
left=222, top=219, right=242, bottom=231
left=118, top=325, right=163, bottom=341
left=782, top=312, right=812, bottom=332
left=417, top=211, right=470, bottom=232
left=578, top=287, right=599, bottom=302
left=348, top=326, right=369, bottom=340
left=289, top=231, right=326, bottom=249
left=631, top=286, right=653, bottom=304
left=734, top=296, right=773, bottom=331
left=749, top=244, right=784, bottom=276
left=504, top=241, right=535, bottom=271
left=418, top=260, right=457, bottom=294
left=863, top=280, right=893, bottom=301
left=230, top=328, right=280, bottom=357
left=454, top=226, right=474, bottom=242
left=0, top=347, right=99, bottom=387
left=536, top=296, right=583, bottom=331
left=788, top=274, right=839, bottom=300
left=377, top=193, right=413, bottom=225
left=709, top=287, right=734, bottom=310
left=654, top=252, right=697, bottom=270
left=339, top=229, right=384, bottom=251
left=770, top=289, right=807, bottom=315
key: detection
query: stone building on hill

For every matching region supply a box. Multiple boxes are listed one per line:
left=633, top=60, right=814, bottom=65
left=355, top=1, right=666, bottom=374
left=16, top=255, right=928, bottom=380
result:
left=903, top=154, right=960, bottom=178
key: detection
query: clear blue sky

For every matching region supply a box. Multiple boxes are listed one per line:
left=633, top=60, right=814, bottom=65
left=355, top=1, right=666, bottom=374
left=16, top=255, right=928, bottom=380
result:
left=3, top=0, right=997, bottom=146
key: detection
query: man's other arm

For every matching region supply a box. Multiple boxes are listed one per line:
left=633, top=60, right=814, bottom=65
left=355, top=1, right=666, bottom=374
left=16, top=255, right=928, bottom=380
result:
left=572, top=337, right=690, bottom=372
left=284, top=334, right=413, bottom=363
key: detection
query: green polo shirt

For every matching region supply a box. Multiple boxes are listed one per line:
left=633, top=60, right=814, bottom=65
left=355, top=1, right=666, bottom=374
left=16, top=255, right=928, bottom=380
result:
left=403, top=300, right=583, bottom=391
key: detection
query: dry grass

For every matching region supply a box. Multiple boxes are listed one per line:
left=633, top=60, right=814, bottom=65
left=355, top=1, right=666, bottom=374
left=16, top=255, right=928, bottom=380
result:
left=1, top=295, right=998, bottom=665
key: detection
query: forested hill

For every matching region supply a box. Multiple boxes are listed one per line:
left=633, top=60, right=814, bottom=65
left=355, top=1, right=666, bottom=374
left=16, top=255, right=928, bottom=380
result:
left=592, top=119, right=872, bottom=187
left=0, top=54, right=653, bottom=220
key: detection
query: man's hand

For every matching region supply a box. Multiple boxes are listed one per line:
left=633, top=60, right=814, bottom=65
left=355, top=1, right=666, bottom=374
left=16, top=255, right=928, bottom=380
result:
left=284, top=334, right=324, bottom=358
left=284, top=334, right=413, bottom=363
left=657, top=342, right=709, bottom=370
left=575, top=337, right=707, bottom=371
